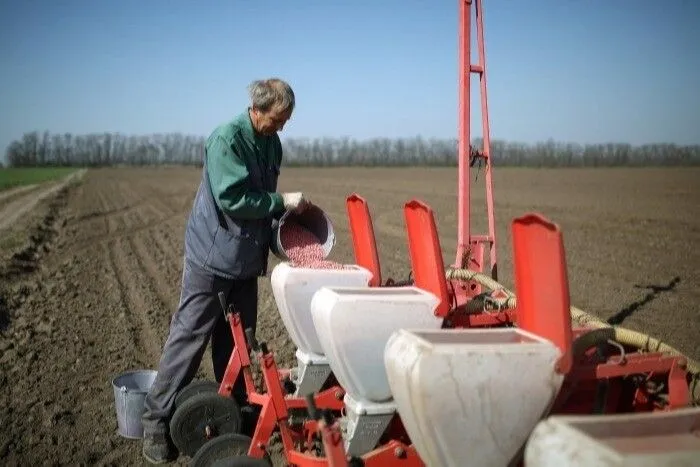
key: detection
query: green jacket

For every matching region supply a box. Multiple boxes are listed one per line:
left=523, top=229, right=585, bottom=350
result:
left=205, top=110, right=285, bottom=219
left=183, top=110, right=286, bottom=279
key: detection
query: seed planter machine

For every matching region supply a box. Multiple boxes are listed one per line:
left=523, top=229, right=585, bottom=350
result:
left=169, top=0, right=700, bottom=465
left=169, top=200, right=428, bottom=466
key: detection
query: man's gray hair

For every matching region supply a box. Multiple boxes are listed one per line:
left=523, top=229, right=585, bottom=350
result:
left=248, top=78, right=295, bottom=113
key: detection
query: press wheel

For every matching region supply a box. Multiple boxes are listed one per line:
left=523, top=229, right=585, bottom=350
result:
left=170, top=392, right=243, bottom=457
left=190, top=433, right=270, bottom=467
left=175, top=380, right=221, bottom=408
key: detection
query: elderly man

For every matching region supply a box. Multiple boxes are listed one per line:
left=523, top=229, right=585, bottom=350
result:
left=141, top=78, right=307, bottom=464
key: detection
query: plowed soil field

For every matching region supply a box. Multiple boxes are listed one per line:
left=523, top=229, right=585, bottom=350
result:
left=0, top=166, right=698, bottom=466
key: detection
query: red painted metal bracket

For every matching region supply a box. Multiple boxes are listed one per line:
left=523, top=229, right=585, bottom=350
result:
left=346, top=193, right=382, bottom=287
left=512, top=213, right=574, bottom=374
left=403, top=199, right=451, bottom=318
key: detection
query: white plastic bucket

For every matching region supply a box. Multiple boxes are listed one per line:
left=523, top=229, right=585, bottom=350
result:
left=111, top=369, right=158, bottom=439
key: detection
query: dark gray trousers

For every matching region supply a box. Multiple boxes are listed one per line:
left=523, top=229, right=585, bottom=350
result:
left=141, top=257, right=258, bottom=437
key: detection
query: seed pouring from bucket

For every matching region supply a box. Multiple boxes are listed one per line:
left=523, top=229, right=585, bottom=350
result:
left=273, top=203, right=348, bottom=270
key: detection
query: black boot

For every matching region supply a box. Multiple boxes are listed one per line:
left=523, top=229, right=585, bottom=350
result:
left=142, top=432, right=177, bottom=464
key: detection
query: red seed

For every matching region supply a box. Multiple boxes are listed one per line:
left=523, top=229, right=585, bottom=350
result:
left=279, top=220, right=347, bottom=270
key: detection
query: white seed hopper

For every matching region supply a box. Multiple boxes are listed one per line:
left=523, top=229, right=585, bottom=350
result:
left=270, top=262, right=373, bottom=396
left=384, top=327, right=566, bottom=467
left=525, top=407, right=700, bottom=466
left=310, top=285, right=443, bottom=456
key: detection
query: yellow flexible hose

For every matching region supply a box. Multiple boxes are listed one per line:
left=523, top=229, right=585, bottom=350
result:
left=445, top=268, right=700, bottom=405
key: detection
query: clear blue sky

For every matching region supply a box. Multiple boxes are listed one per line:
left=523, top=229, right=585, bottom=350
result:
left=1, top=0, right=698, bottom=162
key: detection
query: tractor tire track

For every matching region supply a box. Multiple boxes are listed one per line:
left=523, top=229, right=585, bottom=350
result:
left=109, top=193, right=173, bottom=357
left=107, top=237, right=162, bottom=362
left=0, top=171, right=84, bottom=233
left=0, top=183, right=39, bottom=204
left=103, top=241, right=152, bottom=366
left=151, top=225, right=184, bottom=274
left=55, top=214, right=181, bottom=259
left=130, top=231, right=179, bottom=315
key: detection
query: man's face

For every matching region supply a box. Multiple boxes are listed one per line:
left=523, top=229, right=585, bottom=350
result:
left=251, top=104, right=292, bottom=136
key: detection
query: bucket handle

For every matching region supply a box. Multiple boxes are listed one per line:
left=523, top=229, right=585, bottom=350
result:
left=120, top=385, right=128, bottom=412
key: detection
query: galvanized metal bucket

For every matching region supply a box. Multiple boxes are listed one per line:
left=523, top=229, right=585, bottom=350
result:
left=271, top=203, right=336, bottom=262
left=111, top=369, right=158, bottom=439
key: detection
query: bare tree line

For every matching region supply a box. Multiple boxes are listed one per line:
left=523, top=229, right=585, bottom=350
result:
left=4, top=130, right=699, bottom=168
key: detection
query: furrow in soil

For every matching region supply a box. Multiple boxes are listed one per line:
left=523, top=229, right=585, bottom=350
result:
left=130, top=231, right=179, bottom=315
left=106, top=238, right=162, bottom=362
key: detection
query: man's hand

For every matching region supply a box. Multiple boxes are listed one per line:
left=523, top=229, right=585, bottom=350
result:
left=282, top=192, right=309, bottom=213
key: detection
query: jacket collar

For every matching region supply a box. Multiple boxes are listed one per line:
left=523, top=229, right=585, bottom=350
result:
left=238, top=108, right=268, bottom=144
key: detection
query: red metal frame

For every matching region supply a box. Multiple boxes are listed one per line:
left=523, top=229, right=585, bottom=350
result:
left=215, top=309, right=344, bottom=451
left=217, top=307, right=423, bottom=466
left=305, top=396, right=424, bottom=467
left=345, top=0, right=497, bottom=300
left=456, top=0, right=497, bottom=283
left=301, top=396, right=348, bottom=467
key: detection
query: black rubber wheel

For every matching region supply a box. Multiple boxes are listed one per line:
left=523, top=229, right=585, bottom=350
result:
left=175, top=380, right=221, bottom=408
left=190, top=433, right=269, bottom=467
left=170, top=392, right=243, bottom=458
